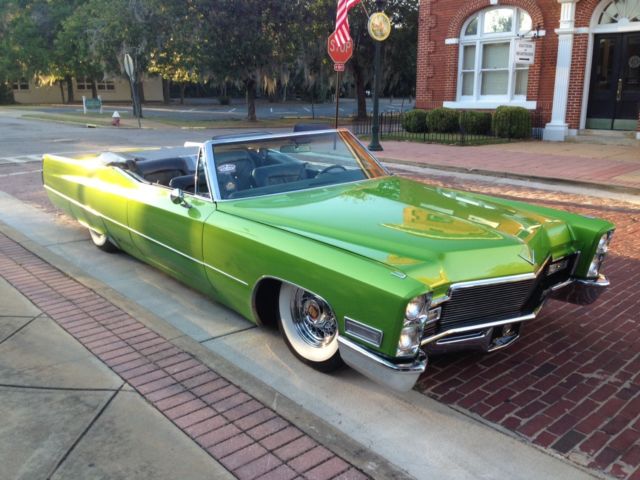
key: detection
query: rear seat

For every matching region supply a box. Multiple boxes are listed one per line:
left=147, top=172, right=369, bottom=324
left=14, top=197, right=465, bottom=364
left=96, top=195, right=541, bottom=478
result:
left=135, top=157, right=194, bottom=187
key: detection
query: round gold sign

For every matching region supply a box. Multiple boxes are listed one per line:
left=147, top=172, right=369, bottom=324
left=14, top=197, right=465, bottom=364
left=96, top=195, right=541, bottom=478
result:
left=368, top=12, right=391, bottom=42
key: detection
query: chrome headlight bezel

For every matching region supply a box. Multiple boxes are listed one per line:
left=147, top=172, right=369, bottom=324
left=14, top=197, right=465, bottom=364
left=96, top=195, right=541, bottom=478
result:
left=397, top=294, right=432, bottom=357
left=587, top=230, right=614, bottom=278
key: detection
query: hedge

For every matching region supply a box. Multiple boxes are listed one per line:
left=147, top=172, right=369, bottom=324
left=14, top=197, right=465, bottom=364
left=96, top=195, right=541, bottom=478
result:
left=459, top=110, right=492, bottom=135
left=492, top=106, right=531, bottom=139
left=402, top=109, right=428, bottom=133
left=426, top=108, right=459, bottom=133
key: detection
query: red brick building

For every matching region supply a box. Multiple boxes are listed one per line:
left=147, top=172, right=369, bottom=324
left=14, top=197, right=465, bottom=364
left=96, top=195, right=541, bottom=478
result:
left=416, top=0, right=640, bottom=141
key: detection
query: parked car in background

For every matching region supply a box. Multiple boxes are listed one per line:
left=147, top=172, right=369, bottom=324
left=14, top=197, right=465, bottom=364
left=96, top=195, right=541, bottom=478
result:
left=42, top=129, right=614, bottom=391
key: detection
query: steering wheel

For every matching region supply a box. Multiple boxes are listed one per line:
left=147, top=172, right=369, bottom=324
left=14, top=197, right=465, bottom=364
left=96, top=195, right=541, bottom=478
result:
left=318, top=164, right=347, bottom=175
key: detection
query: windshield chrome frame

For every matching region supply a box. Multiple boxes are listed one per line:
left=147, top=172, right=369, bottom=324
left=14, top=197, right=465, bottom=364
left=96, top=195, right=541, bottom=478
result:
left=204, top=129, right=388, bottom=203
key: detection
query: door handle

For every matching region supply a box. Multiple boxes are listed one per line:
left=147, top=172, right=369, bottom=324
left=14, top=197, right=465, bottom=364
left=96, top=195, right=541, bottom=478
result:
left=616, top=78, right=623, bottom=102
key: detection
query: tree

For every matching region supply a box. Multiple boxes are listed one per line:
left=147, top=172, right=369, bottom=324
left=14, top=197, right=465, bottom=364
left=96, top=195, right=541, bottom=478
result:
left=147, top=1, right=203, bottom=104
left=347, top=0, right=419, bottom=118
left=198, top=0, right=303, bottom=121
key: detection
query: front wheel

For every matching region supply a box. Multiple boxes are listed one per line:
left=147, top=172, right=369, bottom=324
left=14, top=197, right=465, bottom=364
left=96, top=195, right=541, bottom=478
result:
left=278, top=283, right=343, bottom=372
left=89, top=229, right=119, bottom=253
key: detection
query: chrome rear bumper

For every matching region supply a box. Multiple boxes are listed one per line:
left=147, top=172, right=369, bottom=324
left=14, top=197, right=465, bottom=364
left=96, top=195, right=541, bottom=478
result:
left=337, top=336, right=426, bottom=392
left=551, top=274, right=609, bottom=305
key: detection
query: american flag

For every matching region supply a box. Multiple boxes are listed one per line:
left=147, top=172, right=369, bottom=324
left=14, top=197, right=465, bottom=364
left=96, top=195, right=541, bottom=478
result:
left=334, top=0, right=361, bottom=47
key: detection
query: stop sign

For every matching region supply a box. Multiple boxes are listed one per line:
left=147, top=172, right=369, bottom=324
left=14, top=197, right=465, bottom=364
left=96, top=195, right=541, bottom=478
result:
left=327, top=31, right=353, bottom=65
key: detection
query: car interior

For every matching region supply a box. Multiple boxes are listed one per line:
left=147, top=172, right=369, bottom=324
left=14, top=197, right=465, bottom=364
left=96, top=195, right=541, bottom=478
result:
left=112, top=140, right=365, bottom=201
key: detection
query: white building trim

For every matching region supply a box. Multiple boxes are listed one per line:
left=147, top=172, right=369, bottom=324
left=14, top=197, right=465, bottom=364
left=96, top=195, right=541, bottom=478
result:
left=544, top=0, right=580, bottom=141
left=444, top=100, right=537, bottom=109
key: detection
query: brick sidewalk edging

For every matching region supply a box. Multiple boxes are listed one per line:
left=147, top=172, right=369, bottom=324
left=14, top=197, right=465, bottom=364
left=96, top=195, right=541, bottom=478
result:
left=0, top=232, right=368, bottom=480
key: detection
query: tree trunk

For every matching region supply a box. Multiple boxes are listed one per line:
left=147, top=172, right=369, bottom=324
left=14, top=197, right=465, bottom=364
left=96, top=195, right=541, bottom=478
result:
left=179, top=83, right=185, bottom=105
left=65, top=75, right=74, bottom=103
left=90, top=79, right=98, bottom=99
left=162, top=78, right=170, bottom=104
left=351, top=60, right=367, bottom=120
left=58, top=80, right=65, bottom=103
left=246, top=77, right=257, bottom=122
left=134, top=79, right=144, bottom=118
left=138, top=78, right=145, bottom=103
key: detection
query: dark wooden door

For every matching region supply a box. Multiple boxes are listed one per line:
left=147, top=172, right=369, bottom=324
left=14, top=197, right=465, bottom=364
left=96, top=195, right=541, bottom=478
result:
left=587, top=33, right=640, bottom=130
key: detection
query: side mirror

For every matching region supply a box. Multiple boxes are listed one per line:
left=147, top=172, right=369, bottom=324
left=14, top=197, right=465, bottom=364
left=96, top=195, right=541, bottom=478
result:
left=170, top=188, right=191, bottom=208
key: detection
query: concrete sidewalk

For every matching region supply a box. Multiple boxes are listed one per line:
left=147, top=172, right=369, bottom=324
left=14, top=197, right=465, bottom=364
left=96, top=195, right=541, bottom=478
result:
left=378, top=141, right=640, bottom=193
left=0, top=232, right=372, bottom=480
left=0, top=277, right=233, bottom=480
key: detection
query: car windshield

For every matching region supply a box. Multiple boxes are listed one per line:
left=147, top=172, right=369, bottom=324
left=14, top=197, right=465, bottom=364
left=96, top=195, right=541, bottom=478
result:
left=210, top=130, right=388, bottom=200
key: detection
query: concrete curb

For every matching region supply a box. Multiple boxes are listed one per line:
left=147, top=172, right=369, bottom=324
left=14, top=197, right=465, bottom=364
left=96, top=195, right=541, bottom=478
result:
left=0, top=220, right=413, bottom=480
left=379, top=157, right=640, bottom=197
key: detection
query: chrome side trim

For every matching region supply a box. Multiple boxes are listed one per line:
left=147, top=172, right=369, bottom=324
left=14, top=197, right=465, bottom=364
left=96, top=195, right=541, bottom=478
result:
left=344, top=316, right=384, bottom=347
left=338, top=336, right=426, bottom=392
left=420, top=312, right=537, bottom=346
left=45, top=185, right=248, bottom=286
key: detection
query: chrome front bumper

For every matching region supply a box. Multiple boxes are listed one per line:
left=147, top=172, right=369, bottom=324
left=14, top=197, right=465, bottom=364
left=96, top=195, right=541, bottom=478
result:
left=337, top=336, right=427, bottom=392
left=338, top=275, right=608, bottom=392
left=551, top=274, right=610, bottom=305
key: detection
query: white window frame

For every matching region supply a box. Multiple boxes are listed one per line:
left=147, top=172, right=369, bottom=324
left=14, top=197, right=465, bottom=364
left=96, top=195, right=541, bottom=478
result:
left=445, top=7, right=537, bottom=110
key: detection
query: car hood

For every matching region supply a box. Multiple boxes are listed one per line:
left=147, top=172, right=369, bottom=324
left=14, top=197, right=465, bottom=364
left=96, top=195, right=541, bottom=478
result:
left=218, top=177, right=574, bottom=291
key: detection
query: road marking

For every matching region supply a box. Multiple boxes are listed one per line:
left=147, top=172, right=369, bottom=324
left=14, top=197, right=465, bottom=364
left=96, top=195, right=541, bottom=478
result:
left=229, top=108, right=237, bottom=113
left=0, top=169, right=43, bottom=178
left=304, top=107, right=311, bottom=112
left=270, top=108, right=274, bottom=113
left=0, top=156, right=28, bottom=164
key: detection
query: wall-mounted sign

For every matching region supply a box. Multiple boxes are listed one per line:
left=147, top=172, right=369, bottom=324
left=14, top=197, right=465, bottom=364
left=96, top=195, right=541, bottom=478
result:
left=368, top=12, right=391, bottom=42
left=514, top=40, right=536, bottom=65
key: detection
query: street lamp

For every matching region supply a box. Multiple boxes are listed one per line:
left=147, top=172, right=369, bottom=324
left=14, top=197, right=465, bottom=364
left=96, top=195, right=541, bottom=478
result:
left=368, top=0, right=388, bottom=152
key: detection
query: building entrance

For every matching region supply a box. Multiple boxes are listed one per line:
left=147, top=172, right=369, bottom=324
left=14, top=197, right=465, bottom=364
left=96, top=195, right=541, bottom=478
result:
left=587, top=32, right=640, bottom=130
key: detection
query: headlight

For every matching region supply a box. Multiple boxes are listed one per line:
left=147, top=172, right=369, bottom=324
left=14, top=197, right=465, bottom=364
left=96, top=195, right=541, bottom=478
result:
left=398, top=322, right=422, bottom=354
left=405, top=295, right=427, bottom=321
left=587, top=231, right=614, bottom=278
left=398, top=294, right=431, bottom=356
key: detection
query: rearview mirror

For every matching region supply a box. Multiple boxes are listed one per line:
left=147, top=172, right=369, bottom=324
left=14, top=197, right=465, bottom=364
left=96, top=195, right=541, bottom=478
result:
left=280, top=144, right=311, bottom=154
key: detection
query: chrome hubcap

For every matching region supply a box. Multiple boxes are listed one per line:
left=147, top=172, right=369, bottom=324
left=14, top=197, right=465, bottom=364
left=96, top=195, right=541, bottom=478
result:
left=290, top=289, right=337, bottom=348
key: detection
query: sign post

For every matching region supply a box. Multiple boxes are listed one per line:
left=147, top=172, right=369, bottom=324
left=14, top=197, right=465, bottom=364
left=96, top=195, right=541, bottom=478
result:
left=367, top=2, right=392, bottom=152
left=124, top=53, right=142, bottom=129
left=327, top=32, right=353, bottom=129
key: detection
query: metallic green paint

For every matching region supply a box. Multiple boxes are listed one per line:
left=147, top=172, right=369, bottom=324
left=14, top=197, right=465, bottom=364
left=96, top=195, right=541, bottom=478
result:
left=42, top=146, right=614, bottom=360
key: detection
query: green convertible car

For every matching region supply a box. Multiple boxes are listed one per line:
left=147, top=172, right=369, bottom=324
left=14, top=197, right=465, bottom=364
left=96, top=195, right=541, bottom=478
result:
left=43, top=129, right=614, bottom=391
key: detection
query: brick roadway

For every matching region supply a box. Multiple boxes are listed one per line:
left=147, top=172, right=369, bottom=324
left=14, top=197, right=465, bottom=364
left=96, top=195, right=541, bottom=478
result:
left=398, top=170, right=640, bottom=480
left=0, top=233, right=368, bottom=480
left=380, top=141, right=640, bottom=191
left=2, top=161, right=639, bottom=478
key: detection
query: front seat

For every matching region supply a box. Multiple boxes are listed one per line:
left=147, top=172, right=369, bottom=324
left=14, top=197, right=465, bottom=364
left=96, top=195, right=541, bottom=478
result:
left=252, top=163, right=306, bottom=187
left=169, top=174, right=195, bottom=193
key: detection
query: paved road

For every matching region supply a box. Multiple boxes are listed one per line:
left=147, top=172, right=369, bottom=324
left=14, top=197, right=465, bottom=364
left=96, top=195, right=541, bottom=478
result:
left=17, top=97, right=413, bottom=122
left=1, top=114, right=637, bottom=479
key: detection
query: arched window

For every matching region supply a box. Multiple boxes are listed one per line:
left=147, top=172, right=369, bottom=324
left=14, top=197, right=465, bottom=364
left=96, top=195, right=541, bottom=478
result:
left=457, top=7, right=533, bottom=104
left=598, top=0, right=640, bottom=24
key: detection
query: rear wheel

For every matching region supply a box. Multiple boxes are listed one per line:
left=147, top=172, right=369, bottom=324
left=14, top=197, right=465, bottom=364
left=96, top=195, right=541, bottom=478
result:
left=89, top=229, right=119, bottom=253
left=277, top=283, right=343, bottom=372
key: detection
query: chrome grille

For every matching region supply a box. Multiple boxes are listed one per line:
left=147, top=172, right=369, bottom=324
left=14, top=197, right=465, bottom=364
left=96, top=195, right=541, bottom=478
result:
left=439, top=277, right=538, bottom=327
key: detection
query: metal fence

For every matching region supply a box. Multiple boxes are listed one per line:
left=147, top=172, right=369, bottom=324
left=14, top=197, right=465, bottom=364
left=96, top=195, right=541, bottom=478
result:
left=352, top=110, right=545, bottom=145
